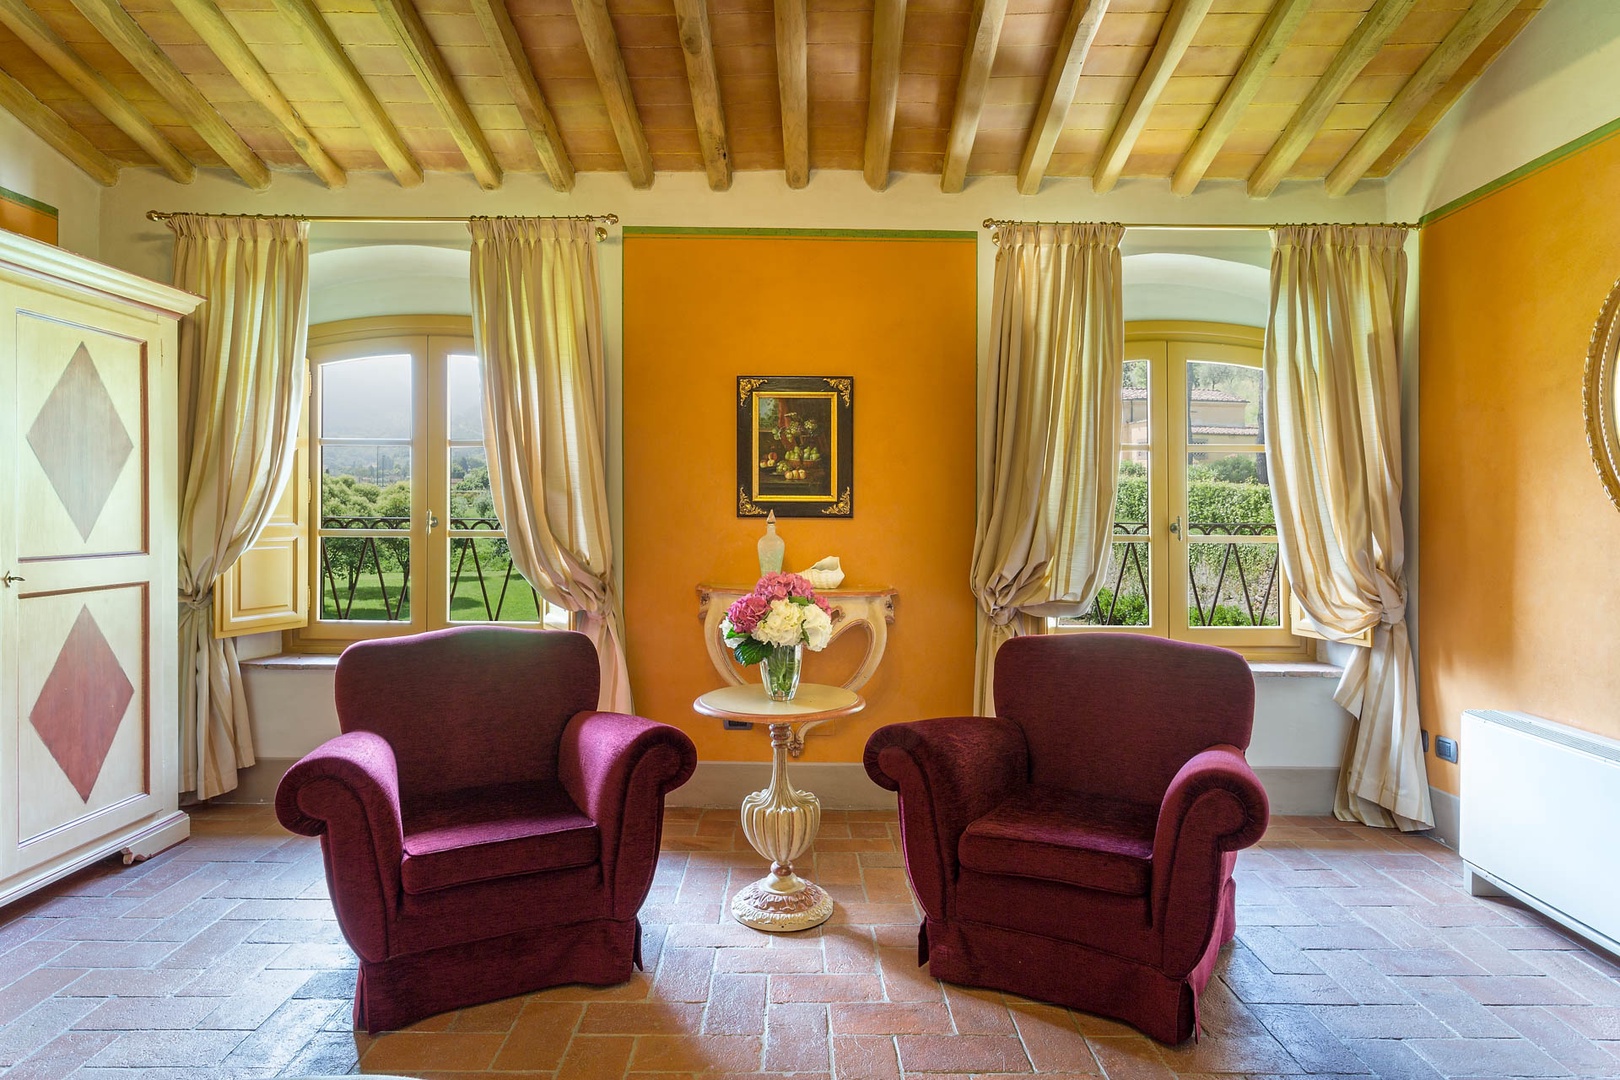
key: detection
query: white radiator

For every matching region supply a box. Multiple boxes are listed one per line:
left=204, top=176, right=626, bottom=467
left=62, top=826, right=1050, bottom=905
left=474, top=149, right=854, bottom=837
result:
left=1461, top=709, right=1620, bottom=954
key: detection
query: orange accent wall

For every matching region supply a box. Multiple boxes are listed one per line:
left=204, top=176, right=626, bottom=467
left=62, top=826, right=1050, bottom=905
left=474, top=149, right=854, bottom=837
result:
left=622, top=234, right=978, bottom=762
left=1419, top=133, right=1620, bottom=794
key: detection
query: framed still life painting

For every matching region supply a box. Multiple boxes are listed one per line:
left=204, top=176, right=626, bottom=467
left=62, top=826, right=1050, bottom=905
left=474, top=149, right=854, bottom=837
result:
left=736, top=376, right=853, bottom=517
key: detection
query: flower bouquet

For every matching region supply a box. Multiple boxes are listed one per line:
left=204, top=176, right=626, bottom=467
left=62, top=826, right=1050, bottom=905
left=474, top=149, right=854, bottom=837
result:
left=721, top=572, right=834, bottom=701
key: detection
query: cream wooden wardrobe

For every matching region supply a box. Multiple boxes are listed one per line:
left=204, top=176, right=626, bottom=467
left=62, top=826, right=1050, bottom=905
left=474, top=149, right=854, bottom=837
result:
left=0, top=231, right=199, bottom=905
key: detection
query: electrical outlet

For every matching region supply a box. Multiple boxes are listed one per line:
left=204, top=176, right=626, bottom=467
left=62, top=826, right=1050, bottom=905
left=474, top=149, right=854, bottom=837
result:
left=723, top=719, right=754, bottom=731
left=1422, top=729, right=1430, bottom=753
left=1435, top=736, right=1458, bottom=764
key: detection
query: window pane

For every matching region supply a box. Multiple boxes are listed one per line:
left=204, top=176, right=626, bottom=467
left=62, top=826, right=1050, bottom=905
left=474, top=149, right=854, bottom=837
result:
left=449, top=537, right=541, bottom=623
left=449, top=446, right=496, bottom=527
left=1186, top=541, right=1281, bottom=627
left=1121, top=359, right=1149, bottom=445
left=448, top=353, right=484, bottom=441
left=319, top=536, right=411, bottom=621
left=1056, top=542, right=1149, bottom=627
left=320, top=446, right=412, bottom=529
left=1186, top=360, right=1262, bottom=445
left=321, top=354, right=413, bottom=438
left=1114, top=449, right=1149, bottom=536
left=1186, top=450, right=1273, bottom=534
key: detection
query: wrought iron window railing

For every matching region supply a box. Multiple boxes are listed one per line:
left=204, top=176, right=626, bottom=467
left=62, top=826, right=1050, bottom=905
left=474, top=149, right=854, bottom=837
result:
left=318, top=514, right=543, bottom=623
left=1075, top=520, right=1281, bottom=629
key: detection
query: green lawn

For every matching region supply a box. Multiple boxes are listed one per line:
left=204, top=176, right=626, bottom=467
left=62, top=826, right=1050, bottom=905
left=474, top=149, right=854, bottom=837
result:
left=322, top=568, right=543, bottom=624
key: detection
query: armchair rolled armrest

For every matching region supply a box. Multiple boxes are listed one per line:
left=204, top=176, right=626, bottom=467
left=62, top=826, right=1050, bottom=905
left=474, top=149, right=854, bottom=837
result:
left=559, top=711, right=698, bottom=920
left=1151, top=744, right=1270, bottom=976
left=274, top=731, right=406, bottom=961
left=864, top=717, right=1029, bottom=921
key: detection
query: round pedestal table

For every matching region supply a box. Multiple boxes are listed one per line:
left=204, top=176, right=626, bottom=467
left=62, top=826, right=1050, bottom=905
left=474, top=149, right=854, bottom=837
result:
left=692, top=683, right=865, bottom=932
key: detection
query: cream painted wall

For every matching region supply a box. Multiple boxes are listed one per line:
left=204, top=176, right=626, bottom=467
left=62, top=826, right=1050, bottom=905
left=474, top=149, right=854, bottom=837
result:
left=0, top=108, right=102, bottom=257
left=1387, top=0, right=1620, bottom=219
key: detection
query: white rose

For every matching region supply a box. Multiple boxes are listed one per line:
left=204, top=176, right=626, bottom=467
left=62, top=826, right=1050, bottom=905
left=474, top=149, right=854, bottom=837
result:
left=801, top=603, right=832, bottom=651
left=753, top=599, right=805, bottom=647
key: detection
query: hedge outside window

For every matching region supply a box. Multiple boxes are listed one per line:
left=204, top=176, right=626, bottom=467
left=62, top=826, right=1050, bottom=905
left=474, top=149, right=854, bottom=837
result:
left=1052, top=321, right=1306, bottom=660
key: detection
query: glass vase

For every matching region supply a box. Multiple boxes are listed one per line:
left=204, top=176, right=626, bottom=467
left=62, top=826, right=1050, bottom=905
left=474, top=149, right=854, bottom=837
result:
left=760, top=644, right=803, bottom=702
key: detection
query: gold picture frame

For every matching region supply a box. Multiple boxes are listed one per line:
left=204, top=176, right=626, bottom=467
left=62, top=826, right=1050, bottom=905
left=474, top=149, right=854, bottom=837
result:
left=736, top=376, right=853, bottom=518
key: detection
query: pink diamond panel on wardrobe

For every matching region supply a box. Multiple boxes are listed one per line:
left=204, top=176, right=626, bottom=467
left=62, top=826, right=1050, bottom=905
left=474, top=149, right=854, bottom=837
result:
left=28, top=605, right=135, bottom=801
left=17, top=585, right=148, bottom=843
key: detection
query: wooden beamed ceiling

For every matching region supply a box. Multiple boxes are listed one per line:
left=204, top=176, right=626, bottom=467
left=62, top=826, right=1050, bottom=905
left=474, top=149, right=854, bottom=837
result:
left=0, top=0, right=1548, bottom=195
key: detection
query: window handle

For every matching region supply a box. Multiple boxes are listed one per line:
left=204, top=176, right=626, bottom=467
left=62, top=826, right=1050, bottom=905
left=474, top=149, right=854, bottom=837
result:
left=426, top=509, right=439, bottom=534
left=1168, top=515, right=1181, bottom=538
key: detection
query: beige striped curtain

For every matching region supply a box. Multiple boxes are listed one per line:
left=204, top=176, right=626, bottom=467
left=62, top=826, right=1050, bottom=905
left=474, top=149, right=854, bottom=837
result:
left=468, top=217, right=632, bottom=712
left=970, top=222, right=1125, bottom=716
left=1264, top=224, right=1432, bottom=831
left=171, top=214, right=310, bottom=800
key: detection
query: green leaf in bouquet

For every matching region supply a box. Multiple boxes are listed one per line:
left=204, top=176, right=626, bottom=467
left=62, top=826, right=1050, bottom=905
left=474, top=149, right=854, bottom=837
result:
left=732, top=637, right=771, bottom=666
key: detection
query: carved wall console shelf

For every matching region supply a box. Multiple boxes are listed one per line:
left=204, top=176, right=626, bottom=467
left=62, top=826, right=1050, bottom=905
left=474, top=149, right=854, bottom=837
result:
left=698, top=584, right=895, bottom=751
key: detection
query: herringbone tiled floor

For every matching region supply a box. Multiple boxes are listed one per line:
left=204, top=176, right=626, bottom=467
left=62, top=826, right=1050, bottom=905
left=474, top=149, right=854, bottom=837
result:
left=1, top=803, right=1617, bottom=1078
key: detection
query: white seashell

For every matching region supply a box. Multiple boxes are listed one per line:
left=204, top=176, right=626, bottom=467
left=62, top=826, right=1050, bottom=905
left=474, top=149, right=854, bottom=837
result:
left=801, top=556, right=844, bottom=590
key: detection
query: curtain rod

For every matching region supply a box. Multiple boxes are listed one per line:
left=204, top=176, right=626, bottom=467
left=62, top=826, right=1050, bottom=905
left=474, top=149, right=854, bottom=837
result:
left=145, top=211, right=621, bottom=241
left=980, top=218, right=1418, bottom=232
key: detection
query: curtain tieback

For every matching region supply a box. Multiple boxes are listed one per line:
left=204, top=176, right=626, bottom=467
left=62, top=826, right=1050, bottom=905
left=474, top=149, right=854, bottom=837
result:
left=179, top=588, right=214, bottom=613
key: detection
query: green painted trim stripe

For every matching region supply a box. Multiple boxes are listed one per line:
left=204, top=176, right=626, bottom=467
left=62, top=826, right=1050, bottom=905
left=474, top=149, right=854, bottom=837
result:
left=622, top=226, right=975, bottom=240
left=0, top=184, right=58, bottom=218
left=1420, top=115, right=1620, bottom=227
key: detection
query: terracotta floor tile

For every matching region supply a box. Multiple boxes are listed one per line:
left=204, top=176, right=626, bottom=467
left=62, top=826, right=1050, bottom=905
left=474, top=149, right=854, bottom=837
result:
left=557, top=1033, right=637, bottom=1080
left=764, top=1001, right=831, bottom=1072
left=580, top=1000, right=706, bottom=1034
left=943, top=984, right=1018, bottom=1035
left=706, top=973, right=769, bottom=1035
left=1009, top=1003, right=1099, bottom=1073
left=630, top=1033, right=766, bottom=1072
left=897, top=1033, right=1032, bottom=1073
left=358, top=1030, right=507, bottom=1071
left=493, top=1000, right=582, bottom=1070
left=830, top=1001, right=955, bottom=1035
left=832, top=1033, right=900, bottom=1080
left=770, top=973, right=884, bottom=1003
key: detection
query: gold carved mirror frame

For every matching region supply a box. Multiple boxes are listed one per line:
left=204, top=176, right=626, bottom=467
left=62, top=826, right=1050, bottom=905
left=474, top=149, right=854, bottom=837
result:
left=1586, top=277, right=1620, bottom=513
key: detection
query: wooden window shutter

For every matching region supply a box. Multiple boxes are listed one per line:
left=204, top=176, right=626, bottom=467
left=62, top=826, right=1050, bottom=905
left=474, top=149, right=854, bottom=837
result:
left=214, top=372, right=311, bottom=637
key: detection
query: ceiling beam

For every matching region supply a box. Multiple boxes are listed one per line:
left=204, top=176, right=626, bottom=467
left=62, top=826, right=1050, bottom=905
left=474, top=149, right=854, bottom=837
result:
left=774, top=0, right=807, bottom=188
left=0, top=65, right=117, bottom=185
left=1170, top=0, right=1310, bottom=196
left=1326, top=0, right=1522, bottom=196
left=469, top=0, right=573, bottom=190
left=1016, top=0, right=1110, bottom=196
left=271, top=0, right=423, bottom=187
left=673, top=0, right=730, bottom=190
left=940, top=0, right=1007, bottom=193
left=1246, top=0, right=1419, bottom=198
left=862, top=0, right=906, bottom=191
left=373, top=0, right=502, bottom=189
left=0, top=0, right=192, bottom=184
left=1365, top=0, right=1542, bottom=178
left=64, top=0, right=269, bottom=189
left=571, top=0, right=653, bottom=188
left=1093, top=0, right=1214, bottom=194
left=167, top=0, right=344, bottom=188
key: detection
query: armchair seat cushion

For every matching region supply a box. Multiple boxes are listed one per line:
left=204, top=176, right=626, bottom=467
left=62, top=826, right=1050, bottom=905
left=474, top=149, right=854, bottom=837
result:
left=401, top=782, right=600, bottom=895
left=959, top=785, right=1158, bottom=897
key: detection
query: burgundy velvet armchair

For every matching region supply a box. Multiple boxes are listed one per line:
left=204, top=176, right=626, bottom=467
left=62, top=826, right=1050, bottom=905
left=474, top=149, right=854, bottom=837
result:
left=864, top=633, right=1269, bottom=1044
left=275, top=627, right=696, bottom=1033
